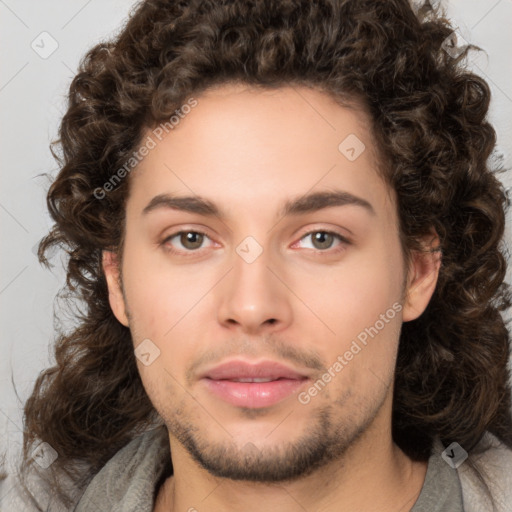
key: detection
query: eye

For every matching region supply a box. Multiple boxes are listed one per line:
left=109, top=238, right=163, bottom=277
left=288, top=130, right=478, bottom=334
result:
left=160, top=228, right=350, bottom=256
left=162, top=230, right=214, bottom=254
left=295, top=230, right=350, bottom=252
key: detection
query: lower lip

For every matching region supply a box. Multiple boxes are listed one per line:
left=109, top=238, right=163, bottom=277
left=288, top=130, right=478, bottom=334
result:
left=201, top=378, right=308, bottom=408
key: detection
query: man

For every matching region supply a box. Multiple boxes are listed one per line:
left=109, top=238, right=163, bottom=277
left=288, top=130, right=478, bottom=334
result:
left=2, top=0, right=512, bottom=511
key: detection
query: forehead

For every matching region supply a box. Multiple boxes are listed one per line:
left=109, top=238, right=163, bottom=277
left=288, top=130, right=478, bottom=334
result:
left=126, top=83, right=395, bottom=221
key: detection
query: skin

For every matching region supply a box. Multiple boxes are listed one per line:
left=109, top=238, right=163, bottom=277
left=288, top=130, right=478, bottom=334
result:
left=103, top=83, right=441, bottom=512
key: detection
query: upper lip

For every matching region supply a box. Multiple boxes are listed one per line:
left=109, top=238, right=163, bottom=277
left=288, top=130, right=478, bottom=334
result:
left=200, top=359, right=309, bottom=381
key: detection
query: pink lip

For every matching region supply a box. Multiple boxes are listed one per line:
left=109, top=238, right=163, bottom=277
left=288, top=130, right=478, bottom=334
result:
left=201, top=360, right=308, bottom=380
left=199, top=359, right=310, bottom=408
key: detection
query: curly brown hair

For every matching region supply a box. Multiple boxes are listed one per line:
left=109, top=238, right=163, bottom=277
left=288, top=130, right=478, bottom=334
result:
left=10, top=0, right=512, bottom=509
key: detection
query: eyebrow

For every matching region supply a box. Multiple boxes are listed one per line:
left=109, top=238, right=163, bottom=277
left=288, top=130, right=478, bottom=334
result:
left=141, top=190, right=375, bottom=219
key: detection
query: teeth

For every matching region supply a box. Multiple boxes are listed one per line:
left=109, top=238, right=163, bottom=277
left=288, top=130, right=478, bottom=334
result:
left=231, top=378, right=275, bottom=383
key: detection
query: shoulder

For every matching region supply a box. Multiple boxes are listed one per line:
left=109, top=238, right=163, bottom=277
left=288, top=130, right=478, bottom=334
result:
left=75, top=424, right=171, bottom=511
left=0, top=426, right=170, bottom=512
left=0, top=463, right=74, bottom=511
left=456, top=431, right=512, bottom=512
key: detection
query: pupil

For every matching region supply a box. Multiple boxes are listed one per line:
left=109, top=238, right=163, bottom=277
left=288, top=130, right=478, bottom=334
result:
left=313, top=232, right=332, bottom=249
left=182, top=232, right=203, bottom=249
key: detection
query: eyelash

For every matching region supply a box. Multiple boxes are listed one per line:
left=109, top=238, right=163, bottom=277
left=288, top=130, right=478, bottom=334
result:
left=160, top=229, right=351, bottom=256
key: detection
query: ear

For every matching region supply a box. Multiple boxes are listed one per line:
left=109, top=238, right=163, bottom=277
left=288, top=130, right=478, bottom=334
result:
left=102, top=250, right=129, bottom=327
left=402, top=231, right=442, bottom=322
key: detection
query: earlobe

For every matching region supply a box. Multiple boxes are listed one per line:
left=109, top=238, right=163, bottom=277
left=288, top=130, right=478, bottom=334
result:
left=402, top=233, right=442, bottom=322
left=102, top=250, right=129, bottom=327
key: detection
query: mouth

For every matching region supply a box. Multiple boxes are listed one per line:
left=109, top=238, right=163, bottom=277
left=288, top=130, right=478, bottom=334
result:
left=199, top=359, right=310, bottom=408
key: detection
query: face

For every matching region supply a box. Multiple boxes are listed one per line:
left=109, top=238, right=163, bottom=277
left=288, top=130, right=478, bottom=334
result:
left=103, top=83, right=439, bottom=482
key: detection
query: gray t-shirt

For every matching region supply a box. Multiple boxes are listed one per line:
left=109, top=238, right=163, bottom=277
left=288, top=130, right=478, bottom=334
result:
left=72, top=425, right=463, bottom=511
left=410, top=439, right=464, bottom=511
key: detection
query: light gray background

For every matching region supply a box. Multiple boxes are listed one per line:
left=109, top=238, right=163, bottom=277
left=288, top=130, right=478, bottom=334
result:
left=1, top=0, right=511, bottom=476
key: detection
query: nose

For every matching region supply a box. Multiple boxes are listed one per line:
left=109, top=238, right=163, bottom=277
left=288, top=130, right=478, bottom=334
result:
left=216, top=243, right=293, bottom=335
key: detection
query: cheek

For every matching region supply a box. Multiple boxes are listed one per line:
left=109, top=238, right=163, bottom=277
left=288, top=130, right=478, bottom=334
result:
left=122, top=246, right=216, bottom=338
left=308, top=238, right=404, bottom=377
left=313, top=254, right=402, bottom=345
left=122, top=258, right=227, bottom=399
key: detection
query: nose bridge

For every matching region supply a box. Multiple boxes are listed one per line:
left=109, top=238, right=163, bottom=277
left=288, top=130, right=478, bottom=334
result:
left=215, top=235, right=293, bottom=332
left=233, top=237, right=273, bottom=293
